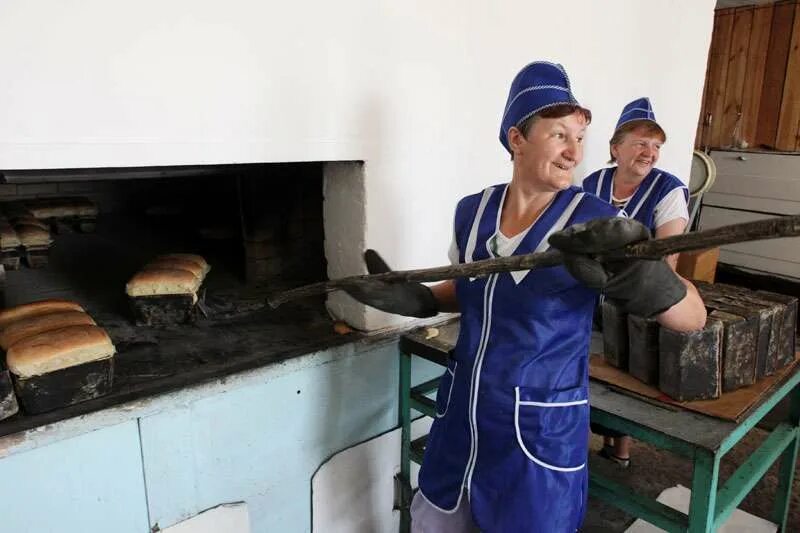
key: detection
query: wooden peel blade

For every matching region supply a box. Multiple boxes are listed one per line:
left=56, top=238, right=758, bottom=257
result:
left=267, top=213, right=800, bottom=308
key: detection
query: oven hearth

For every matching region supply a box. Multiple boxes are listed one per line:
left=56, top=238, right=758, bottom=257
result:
left=0, top=162, right=362, bottom=435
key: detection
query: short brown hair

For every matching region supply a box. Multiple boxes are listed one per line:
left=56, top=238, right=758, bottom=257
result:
left=608, top=120, right=667, bottom=163
left=516, top=104, right=593, bottom=138
left=510, top=105, right=592, bottom=159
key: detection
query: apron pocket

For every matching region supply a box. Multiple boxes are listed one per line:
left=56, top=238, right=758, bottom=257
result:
left=435, top=360, right=457, bottom=418
left=514, top=385, right=588, bottom=471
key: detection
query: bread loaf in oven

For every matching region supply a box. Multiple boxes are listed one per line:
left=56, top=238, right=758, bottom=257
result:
left=126, top=268, right=202, bottom=297
left=16, top=224, right=52, bottom=247
left=6, top=325, right=115, bottom=378
left=144, top=258, right=206, bottom=280
left=0, top=310, right=96, bottom=350
left=155, top=254, right=210, bottom=277
left=0, top=299, right=85, bottom=329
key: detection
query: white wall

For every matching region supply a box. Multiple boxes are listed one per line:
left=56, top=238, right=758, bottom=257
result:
left=0, top=0, right=716, bottom=329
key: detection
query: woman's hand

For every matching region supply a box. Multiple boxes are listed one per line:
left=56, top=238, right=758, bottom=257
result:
left=341, top=250, right=439, bottom=318
left=548, top=218, right=687, bottom=318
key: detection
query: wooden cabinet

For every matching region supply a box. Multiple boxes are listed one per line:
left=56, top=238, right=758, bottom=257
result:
left=697, top=1, right=800, bottom=151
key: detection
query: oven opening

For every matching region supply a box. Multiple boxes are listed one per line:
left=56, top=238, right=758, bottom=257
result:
left=0, top=161, right=365, bottom=429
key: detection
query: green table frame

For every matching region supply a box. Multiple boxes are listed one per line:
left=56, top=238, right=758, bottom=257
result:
left=397, top=321, right=800, bottom=532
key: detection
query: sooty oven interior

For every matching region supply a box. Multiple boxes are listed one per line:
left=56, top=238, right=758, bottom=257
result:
left=0, top=163, right=350, bottom=429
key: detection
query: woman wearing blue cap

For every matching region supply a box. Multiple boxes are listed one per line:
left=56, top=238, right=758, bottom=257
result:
left=583, top=98, right=689, bottom=267
left=583, top=98, right=691, bottom=468
left=344, top=64, right=705, bottom=532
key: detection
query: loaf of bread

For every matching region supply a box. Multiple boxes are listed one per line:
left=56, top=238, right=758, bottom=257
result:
left=6, top=325, right=115, bottom=378
left=0, top=310, right=96, bottom=350
left=27, top=197, right=98, bottom=219
left=144, top=258, right=206, bottom=280
left=126, top=268, right=202, bottom=297
left=16, top=224, right=52, bottom=247
left=156, top=254, right=210, bottom=276
left=0, top=300, right=85, bottom=329
left=0, top=224, right=20, bottom=249
left=11, top=216, right=48, bottom=231
left=73, top=199, right=98, bottom=217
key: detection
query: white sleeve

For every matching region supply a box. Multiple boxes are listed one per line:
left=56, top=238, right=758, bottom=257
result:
left=653, top=187, right=689, bottom=229
left=448, top=234, right=460, bottom=265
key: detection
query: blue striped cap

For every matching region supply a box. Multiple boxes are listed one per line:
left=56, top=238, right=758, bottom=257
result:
left=499, top=61, right=580, bottom=154
left=615, top=97, right=660, bottom=131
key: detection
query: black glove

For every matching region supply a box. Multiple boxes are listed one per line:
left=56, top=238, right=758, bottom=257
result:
left=341, top=250, right=439, bottom=318
left=548, top=217, right=687, bottom=317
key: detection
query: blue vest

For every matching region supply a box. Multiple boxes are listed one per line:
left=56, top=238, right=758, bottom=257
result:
left=417, top=185, right=618, bottom=532
left=582, top=167, right=687, bottom=232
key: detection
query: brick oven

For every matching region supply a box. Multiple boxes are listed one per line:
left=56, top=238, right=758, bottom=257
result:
left=0, top=162, right=366, bottom=433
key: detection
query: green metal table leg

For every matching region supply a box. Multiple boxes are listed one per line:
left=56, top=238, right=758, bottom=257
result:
left=399, top=350, right=412, bottom=533
left=772, top=383, right=800, bottom=530
left=688, top=450, right=720, bottom=533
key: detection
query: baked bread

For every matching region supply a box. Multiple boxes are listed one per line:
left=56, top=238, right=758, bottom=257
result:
left=155, top=254, right=210, bottom=276
left=0, top=300, right=85, bottom=329
left=72, top=198, right=99, bottom=217
left=16, top=224, right=52, bottom=247
left=6, top=325, right=115, bottom=378
left=0, top=310, right=96, bottom=350
left=0, top=225, right=20, bottom=249
left=144, top=258, right=206, bottom=280
left=27, top=197, right=98, bottom=219
left=12, top=216, right=48, bottom=230
left=126, top=268, right=202, bottom=297
left=27, top=203, right=73, bottom=219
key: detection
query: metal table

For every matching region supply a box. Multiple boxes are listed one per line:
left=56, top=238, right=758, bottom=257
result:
left=397, top=320, right=800, bottom=532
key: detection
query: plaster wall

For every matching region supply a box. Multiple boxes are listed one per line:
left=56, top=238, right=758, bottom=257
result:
left=0, top=0, right=716, bottom=328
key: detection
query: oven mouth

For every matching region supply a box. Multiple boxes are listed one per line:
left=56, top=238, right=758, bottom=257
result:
left=0, top=161, right=368, bottom=434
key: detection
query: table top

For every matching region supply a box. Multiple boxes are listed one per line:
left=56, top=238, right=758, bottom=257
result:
left=400, top=319, right=800, bottom=452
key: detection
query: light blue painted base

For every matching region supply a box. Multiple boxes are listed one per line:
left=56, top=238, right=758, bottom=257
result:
left=0, top=420, right=149, bottom=533
left=0, top=335, right=444, bottom=533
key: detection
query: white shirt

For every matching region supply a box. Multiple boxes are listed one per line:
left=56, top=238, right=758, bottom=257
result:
left=613, top=186, right=688, bottom=230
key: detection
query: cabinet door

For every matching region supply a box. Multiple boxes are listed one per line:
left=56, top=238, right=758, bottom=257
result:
left=740, top=4, right=773, bottom=146
left=705, top=8, right=735, bottom=149
left=0, top=420, right=149, bottom=533
left=776, top=2, right=800, bottom=150
left=757, top=1, right=796, bottom=148
left=719, top=8, right=753, bottom=148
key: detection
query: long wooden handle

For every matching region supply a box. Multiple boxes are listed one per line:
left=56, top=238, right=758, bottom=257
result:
left=267, top=214, right=800, bottom=308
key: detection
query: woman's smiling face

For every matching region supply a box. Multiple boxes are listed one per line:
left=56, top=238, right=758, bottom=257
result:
left=509, top=110, right=588, bottom=192
left=611, top=125, right=664, bottom=180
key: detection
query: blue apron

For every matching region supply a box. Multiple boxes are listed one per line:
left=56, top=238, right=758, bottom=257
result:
left=582, top=167, right=687, bottom=232
left=417, top=185, right=618, bottom=532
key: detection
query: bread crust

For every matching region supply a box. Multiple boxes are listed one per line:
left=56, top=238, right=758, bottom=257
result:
left=0, top=300, right=85, bottom=329
left=12, top=217, right=48, bottom=230
left=16, top=224, right=52, bottom=247
left=0, top=226, right=20, bottom=249
left=0, top=310, right=96, bottom=350
left=126, top=268, right=202, bottom=296
left=27, top=197, right=98, bottom=218
left=145, top=258, right=205, bottom=280
left=6, top=325, right=115, bottom=378
left=156, top=254, right=210, bottom=276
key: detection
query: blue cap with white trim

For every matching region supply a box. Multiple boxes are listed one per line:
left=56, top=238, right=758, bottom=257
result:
left=615, top=97, right=660, bottom=131
left=499, top=61, right=580, bottom=154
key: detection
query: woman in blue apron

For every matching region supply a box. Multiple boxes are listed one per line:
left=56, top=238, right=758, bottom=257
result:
left=582, top=98, right=691, bottom=467
left=344, top=63, right=706, bottom=532
left=582, top=97, right=689, bottom=268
